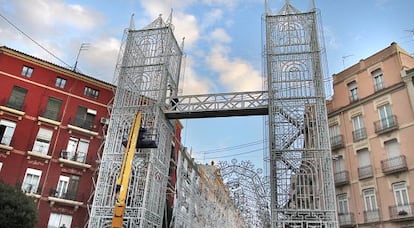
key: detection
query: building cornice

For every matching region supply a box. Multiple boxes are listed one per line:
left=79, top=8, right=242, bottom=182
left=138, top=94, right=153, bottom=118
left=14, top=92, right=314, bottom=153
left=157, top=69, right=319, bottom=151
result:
left=0, top=46, right=114, bottom=90
left=328, top=82, right=405, bottom=118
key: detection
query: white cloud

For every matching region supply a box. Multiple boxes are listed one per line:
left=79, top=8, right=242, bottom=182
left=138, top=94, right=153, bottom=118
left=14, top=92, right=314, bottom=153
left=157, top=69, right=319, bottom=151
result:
left=5, top=0, right=103, bottom=34
left=81, top=37, right=122, bottom=82
left=180, top=57, right=215, bottom=95
left=207, top=43, right=262, bottom=92
left=210, top=28, right=232, bottom=43
left=202, top=8, right=223, bottom=29
left=323, top=26, right=339, bottom=49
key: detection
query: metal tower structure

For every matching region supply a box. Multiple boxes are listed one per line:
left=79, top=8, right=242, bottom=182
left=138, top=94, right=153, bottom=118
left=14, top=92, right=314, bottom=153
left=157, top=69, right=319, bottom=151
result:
left=88, top=0, right=337, bottom=226
left=264, top=1, right=337, bottom=227
left=88, top=15, right=183, bottom=227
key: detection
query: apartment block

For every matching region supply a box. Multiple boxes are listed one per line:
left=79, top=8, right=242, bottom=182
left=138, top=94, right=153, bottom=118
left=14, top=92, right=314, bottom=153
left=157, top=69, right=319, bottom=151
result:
left=327, top=42, right=414, bottom=227
left=0, top=46, right=113, bottom=227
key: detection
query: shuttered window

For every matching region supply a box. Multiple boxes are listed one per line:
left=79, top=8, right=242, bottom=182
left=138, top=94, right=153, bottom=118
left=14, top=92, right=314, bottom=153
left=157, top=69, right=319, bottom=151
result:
left=7, top=86, right=27, bottom=110
left=43, top=97, right=62, bottom=120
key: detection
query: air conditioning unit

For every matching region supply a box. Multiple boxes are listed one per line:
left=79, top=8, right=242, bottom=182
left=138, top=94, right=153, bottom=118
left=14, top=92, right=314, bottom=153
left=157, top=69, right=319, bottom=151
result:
left=100, top=117, right=109, bottom=125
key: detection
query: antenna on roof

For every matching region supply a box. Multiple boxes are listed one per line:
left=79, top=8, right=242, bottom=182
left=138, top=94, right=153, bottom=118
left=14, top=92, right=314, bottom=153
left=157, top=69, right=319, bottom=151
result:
left=342, top=54, right=354, bottom=68
left=73, top=43, right=90, bottom=72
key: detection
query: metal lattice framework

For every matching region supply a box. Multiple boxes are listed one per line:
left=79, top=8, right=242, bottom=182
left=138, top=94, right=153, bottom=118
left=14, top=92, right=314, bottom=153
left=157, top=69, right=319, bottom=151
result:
left=264, top=2, right=337, bottom=227
left=218, top=159, right=271, bottom=228
left=88, top=15, right=183, bottom=227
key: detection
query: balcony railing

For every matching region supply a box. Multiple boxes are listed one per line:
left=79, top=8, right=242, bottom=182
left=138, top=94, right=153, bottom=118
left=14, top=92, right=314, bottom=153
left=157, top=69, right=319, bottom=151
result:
left=67, top=117, right=98, bottom=136
left=60, top=150, right=87, bottom=163
left=334, top=170, right=350, bottom=187
left=71, top=117, right=95, bottom=131
left=49, top=188, right=80, bottom=201
left=364, top=209, right=381, bottom=223
left=48, top=188, right=84, bottom=208
left=374, top=115, right=398, bottom=134
left=40, top=108, right=61, bottom=121
left=2, top=98, right=26, bottom=112
left=349, top=94, right=359, bottom=103
left=21, top=183, right=42, bottom=195
left=389, top=203, right=414, bottom=221
left=381, top=155, right=408, bottom=175
left=0, top=99, right=25, bottom=117
left=358, top=165, right=373, bottom=180
left=330, top=135, right=345, bottom=150
left=352, top=128, right=367, bottom=142
left=58, top=150, right=91, bottom=170
left=338, top=213, right=355, bottom=227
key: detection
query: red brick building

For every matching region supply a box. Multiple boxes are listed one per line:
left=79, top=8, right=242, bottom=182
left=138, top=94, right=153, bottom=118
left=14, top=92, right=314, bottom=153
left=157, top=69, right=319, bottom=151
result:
left=0, top=46, right=113, bottom=227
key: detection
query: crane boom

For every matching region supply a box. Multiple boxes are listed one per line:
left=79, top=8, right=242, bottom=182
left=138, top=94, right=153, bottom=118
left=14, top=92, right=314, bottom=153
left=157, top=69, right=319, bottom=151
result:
left=112, top=112, right=142, bottom=228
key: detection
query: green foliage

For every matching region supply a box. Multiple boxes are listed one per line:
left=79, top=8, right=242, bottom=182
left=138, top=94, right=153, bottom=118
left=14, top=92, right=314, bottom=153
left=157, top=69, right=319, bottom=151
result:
left=0, top=182, right=38, bottom=228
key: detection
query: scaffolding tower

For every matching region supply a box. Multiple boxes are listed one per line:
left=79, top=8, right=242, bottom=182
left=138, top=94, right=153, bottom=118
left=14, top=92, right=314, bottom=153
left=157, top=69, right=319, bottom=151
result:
left=88, top=15, right=183, bottom=227
left=264, top=1, right=337, bottom=227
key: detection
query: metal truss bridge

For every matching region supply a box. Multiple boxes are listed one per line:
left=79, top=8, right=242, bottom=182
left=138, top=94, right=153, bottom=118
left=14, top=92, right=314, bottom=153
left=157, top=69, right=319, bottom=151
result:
left=164, top=91, right=268, bottom=119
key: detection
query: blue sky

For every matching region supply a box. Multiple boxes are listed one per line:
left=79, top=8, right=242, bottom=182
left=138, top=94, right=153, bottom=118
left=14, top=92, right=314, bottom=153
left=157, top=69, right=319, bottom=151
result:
left=1, top=0, right=413, bottom=168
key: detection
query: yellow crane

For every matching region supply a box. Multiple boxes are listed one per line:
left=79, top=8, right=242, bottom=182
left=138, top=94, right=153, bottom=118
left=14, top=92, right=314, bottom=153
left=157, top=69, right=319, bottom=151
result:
left=111, top=112, right=158, bottom=227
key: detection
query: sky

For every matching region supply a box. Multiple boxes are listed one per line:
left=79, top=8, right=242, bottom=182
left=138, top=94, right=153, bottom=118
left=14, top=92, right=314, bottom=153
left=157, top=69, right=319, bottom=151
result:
left=1, top=0, right=413, bottom=169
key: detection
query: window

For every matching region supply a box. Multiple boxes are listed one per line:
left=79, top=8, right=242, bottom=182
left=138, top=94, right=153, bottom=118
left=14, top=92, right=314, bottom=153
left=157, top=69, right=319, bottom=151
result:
left=7, top=86, right=27, bottom=110
left=348, top=81, right=358, bottom=102
left=55, top=77, right=66, bottom=88
left=385, top=139, right=400, bottom=158
left=65, top=137, right=89, bottom=163
left=329, top=124, right=343, bottom=148
left=352, top=115, right=366, bottom=141
left=337, top=194, right=349, bottom=214
left=74, top=106, right=96, bottom=130
left=372, top=69, right=384, bottom=91
left=43, top=97, right=62, bottom=120
left=20, top=66, right=33, bottom=77
left=55, top=175, right=69, bottom=198
left=84, top=86, right=99, bottom=99
left=32, top=128, right=53, bottom=154
left=22, top=168, right=42, bottom=194
left=0, top=119, right=16, bottom=146
left=53, top=175, right=80, bottom=201
left=357, top=148, right=371, bottom=167
left=378, top=103, right=394, bottom=128
left=329, top=124, right=340, bottom=138
left=363, top=188, right=377, bottom=211
left=393, top=182, right=411, bottom=214
left=47, top=213, right=72, bottom=228
left=333, top=156, right=345, bottom=173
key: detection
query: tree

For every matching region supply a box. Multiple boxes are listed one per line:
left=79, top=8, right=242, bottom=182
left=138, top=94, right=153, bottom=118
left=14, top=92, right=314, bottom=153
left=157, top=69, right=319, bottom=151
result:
left=0, top=182, right=38, bottom=228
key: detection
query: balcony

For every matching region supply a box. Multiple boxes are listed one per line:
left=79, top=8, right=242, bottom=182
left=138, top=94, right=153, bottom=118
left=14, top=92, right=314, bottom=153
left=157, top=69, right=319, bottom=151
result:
left=381, top=155, right=407, bottom=175
left=364, top=209, right=381, bottom=223
left=349, top=93, right=359, bottom=103
left=389, top=203, right=414, bottom=221
left=358, top=165, right=373, bottom=180
left=334, top=170, right=350, bottom=187
left=48, top=188, right=83, bottom=210
left=374, top=115, right=398, bottom=135
left=352, top=128, right=367, bottom=142
left=21, top=183, right=42, bottom=199
left=330, top=135, right=345, bottom=150
left=37, top=108, right=61, bottom=127
left=67, top=118, right=98, bottom=137
left=0, top=99, right=25, bottom=119
left=338, top=213, right=355, bottom=227
left=0, top=139, right=13, bottom=154
left=27, top=151, right=52, bottom=162
left=58, top=150, right=91, bottom=170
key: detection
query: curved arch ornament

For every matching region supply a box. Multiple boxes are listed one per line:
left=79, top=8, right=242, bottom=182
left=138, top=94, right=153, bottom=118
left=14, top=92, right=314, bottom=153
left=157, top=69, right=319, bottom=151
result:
left=218, top=159, right=271, bottom=228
